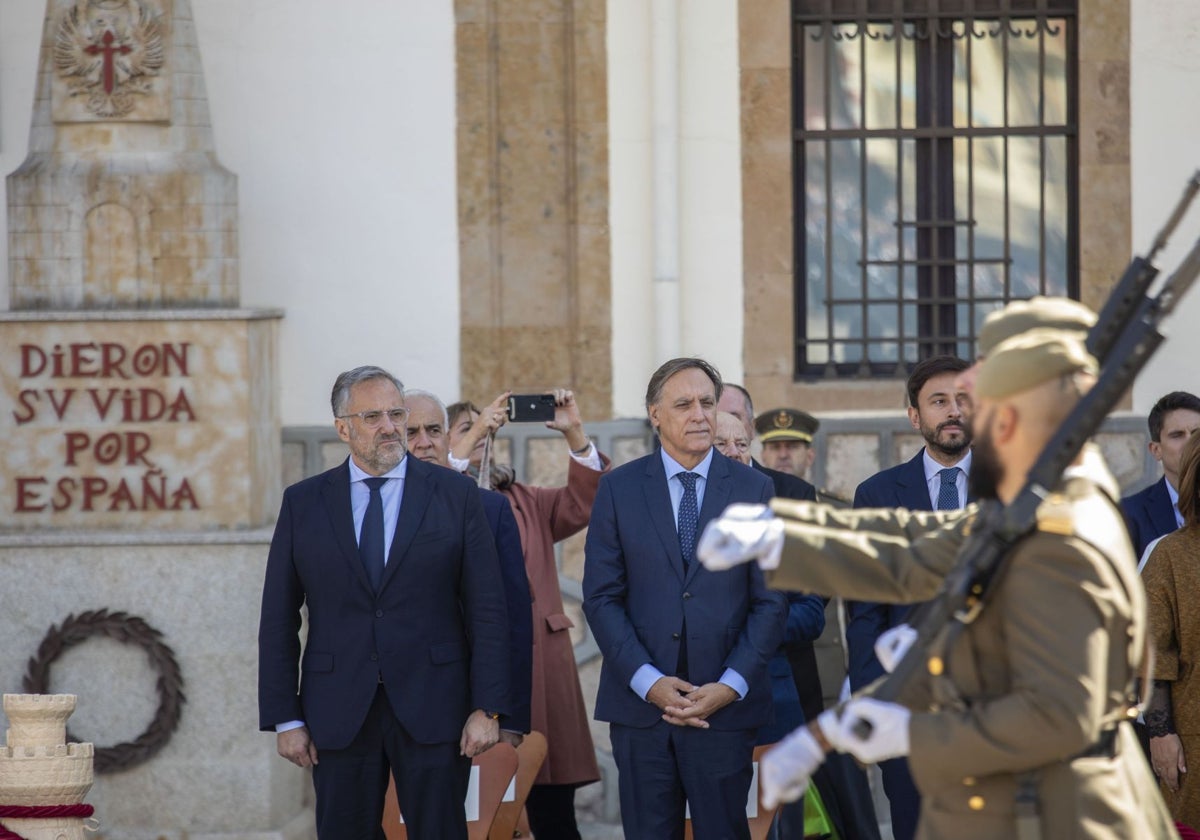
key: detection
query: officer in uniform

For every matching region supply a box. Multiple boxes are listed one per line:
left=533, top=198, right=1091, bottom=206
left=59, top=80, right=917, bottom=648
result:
left=756, top=408, right=850, bottom=506
left=698, top=325, right=1178, bottom=839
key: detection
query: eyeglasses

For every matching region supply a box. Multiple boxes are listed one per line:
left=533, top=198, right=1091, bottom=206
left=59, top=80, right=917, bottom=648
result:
left=337, top=407, right=410, bottom=428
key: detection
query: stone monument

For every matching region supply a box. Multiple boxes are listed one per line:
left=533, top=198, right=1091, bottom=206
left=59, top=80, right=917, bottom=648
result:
left=0, top=1, right=306, bottom=837
left=0, top=694, right=94, bottom=840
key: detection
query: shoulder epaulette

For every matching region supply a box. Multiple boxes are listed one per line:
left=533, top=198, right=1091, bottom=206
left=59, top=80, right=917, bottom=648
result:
left=1036, top=492, right=1075, bottom=536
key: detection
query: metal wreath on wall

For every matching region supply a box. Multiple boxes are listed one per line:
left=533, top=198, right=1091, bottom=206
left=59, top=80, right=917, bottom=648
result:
left=21, top=609, right=185, bottom=773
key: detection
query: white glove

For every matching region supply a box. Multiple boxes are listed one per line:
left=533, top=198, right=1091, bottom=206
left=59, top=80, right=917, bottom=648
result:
left=697, top=507, right=784, bottom=571
left=874, top=623, right=918, bottom=674
left=824, top=697, right=911, bottom=764
left=759, top=725, right=825, bottom=809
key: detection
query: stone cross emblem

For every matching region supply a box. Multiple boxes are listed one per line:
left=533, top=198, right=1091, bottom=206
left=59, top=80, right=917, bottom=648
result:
left=55, top=0, right=164, bottom=118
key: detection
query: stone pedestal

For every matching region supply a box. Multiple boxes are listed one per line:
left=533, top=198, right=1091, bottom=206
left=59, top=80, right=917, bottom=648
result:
left=0, top=309, right=282, bottom=532
left=0, top=694, right=94, bottom=840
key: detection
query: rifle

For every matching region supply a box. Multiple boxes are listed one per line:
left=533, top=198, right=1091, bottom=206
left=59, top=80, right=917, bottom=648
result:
left=854, top=170, right=1200, bottom=734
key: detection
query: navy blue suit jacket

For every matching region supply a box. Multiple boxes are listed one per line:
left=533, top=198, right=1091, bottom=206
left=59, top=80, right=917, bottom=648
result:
left=480, top=488, right=533, bottom=734
left=1121, top=476, right=1178, bottom=558
left=258, top=456, right=510, bottom=750
left=583, top=449, right=788, bottom=731
left=847, top=450, right=938, bottom=692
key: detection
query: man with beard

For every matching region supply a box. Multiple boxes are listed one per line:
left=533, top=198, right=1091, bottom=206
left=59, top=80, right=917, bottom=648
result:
left=258, top=366, right=510, bottom=839
left=845, top=355, right=972, bottom=840
left=697, top=331, right=1177, bottom=840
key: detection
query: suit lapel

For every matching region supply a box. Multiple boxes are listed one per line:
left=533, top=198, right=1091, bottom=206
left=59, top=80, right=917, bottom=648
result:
left=687, top=453, right=732, bottom=585
left=642, top=455, right=687, bottom=583
left=898, top=450, right=934, bottom=510
left=321, top=459, right=374, bottom=593
left=379, top=456, right=431, bottom=592
left=1150, top=477, right=1178, bottom=536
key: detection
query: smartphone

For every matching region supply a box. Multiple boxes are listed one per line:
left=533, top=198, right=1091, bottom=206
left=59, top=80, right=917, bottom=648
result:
left=507, top=393, right=557, bottom=423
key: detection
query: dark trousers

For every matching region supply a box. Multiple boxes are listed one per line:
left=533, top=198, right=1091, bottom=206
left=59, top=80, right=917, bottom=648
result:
left=312, top=685, right=471, bottom=840
left=525, top=783, right=581, bottom=840
left=610, top=721, right=755, bottom=840
left=880, top=757, right=919, bottom=840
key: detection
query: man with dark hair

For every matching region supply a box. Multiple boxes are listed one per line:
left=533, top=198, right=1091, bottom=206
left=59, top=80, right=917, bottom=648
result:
left=258, top=366, right=510, bottom=839
left=1122, top=390, right=1200, bottom=557
left=584, top=357, right=786, bottom=840
left=845, top=354, right=972, bottom=840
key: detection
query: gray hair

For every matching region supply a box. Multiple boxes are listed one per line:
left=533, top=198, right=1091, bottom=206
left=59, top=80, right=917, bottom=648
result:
left=330, top=366, right=405, bottom=417
left=645, top=357, right=723, bottom=408
left=402, top=389, right=450, bottom=430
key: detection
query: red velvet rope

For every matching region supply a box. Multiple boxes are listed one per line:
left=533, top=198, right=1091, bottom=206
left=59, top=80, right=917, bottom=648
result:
left=0, top=805, right=95, bottom=840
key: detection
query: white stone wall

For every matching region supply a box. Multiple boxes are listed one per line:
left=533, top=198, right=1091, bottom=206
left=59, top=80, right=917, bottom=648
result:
left=607, top=0, right=744, bottom=418
left=1, top=0, right=461, bottom=425
left=1130, top=0, right=1200, bottom=412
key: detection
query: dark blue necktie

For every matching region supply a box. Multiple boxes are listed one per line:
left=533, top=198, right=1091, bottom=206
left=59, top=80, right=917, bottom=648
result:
left=359, top=477, right=388, bottom=590
left=937, top=467, right=960, bottom=511
left=677, top=472, right=699, bottom=567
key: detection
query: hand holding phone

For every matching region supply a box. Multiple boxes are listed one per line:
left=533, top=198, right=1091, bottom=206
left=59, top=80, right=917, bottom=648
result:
left=507, top=393, right=558, bottom=423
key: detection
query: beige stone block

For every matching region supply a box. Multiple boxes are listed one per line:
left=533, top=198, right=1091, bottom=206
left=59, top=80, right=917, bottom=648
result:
left=740, top=68, right=792, bottom=156
left=739, top=0, right=791, bottom=70
left=495, top=22, right=567, bottom=124
left=526, top=436, right=570, bottom=488
left=497, top=122, right=568, bottom=224
left=574, top=124, right=609, bottom=226
left=458, top=223, right=497, bottom=328
left=560, top=530, right=586, bottom=585
left=456, top=22, right=490, bottom=123
left=891, top=433, right=923, bottom=466
left=1078, top=60, right=1130, bottom=166
left=612, top=434, right=651, bottom=468
left=460, top=325, right=505, bottom=399
left=825, top=434, right=881, bottom=498
left=1078, top=0, right=1129, bottom=63
left=496, top=0, right=569, bottom=24
left=497, top=225, right=570, bottom=325
left=456, top=121, right=493, bottom=227
left=1096, top=431, right=1145, bottom=490
left=743, top=272, right=794, bottom=376
left=574, top=223, right=611, bottom=322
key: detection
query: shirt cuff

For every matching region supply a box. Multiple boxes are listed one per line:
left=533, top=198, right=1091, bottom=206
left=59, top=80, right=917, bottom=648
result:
left=448, top=452, right=471, bottom=473
left=569, top=441, right=602, bottom=471
left=631, top=663, right=666, bottom=700
left=275, top=720, right=306, bottom=733
left=719, top=668, right=748, bottom=700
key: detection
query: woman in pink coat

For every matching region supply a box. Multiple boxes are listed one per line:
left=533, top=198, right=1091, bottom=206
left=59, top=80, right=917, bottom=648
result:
left=449, top=389, right=606, bottom=840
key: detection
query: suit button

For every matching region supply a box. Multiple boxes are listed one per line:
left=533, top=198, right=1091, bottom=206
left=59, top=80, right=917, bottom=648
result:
left=375, top=610, right=384, bottom=618
left=370, top=653, right=379, bottom=661
left=682, top=592, right=692, bottom=600
left=672, top=632, right=680, bottom=640
left=968, top=795, right=985, bottom=811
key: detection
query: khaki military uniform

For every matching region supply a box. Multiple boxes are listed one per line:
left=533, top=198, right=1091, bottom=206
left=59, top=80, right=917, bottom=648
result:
left=766, top=464, right=1177, bottom=840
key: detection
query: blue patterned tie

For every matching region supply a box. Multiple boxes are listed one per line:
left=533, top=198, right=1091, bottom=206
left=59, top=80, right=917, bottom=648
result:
left=359, top=477, right=388, bottom=590
left=937, top=467, right=960, bottom=511
left=677, top=472, right=699, bottom=568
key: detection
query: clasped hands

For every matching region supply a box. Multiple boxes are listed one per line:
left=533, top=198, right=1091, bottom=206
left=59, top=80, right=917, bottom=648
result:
left=647, top=676, right=737, bottom=728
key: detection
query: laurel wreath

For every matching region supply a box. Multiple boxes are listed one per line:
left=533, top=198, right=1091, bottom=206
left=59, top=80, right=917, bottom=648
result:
left=21, top=609, right=186, bottom=774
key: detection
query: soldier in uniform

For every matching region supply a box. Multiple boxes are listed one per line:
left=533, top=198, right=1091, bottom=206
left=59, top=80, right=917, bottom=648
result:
left=756, top=408, right=851, bottom=506
left=698, top=328, right=1177, bottom=839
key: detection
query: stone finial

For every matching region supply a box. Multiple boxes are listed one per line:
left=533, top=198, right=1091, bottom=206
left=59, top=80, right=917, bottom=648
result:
left=0, top=694, right=94, bottom=839
left=7, top=0, right=239, bottom=310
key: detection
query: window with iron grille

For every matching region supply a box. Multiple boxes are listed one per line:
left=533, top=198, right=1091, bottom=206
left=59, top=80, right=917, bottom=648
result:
left=793, top=0, right=1078, bottom=378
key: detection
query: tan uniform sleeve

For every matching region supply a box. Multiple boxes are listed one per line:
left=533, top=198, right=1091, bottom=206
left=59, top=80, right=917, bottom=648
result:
left=762, top=502, right=971, bottom=602
left=906, top=532, right=1119, bottom=788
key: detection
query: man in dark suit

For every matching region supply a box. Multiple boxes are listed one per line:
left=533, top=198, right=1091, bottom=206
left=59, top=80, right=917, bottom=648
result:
left=404, top=388, right=532, bottom=741
left=584, top=357, right=787, bottom=840
left=846, top=355, right=971, bottom=840
left=1122, top=390, right=1200, bottom=558
left=258, top=366, right=510, bottom=840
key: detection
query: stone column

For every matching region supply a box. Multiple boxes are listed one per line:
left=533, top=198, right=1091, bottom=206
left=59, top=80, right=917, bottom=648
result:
left=455, top=0, right=613, bottom=419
